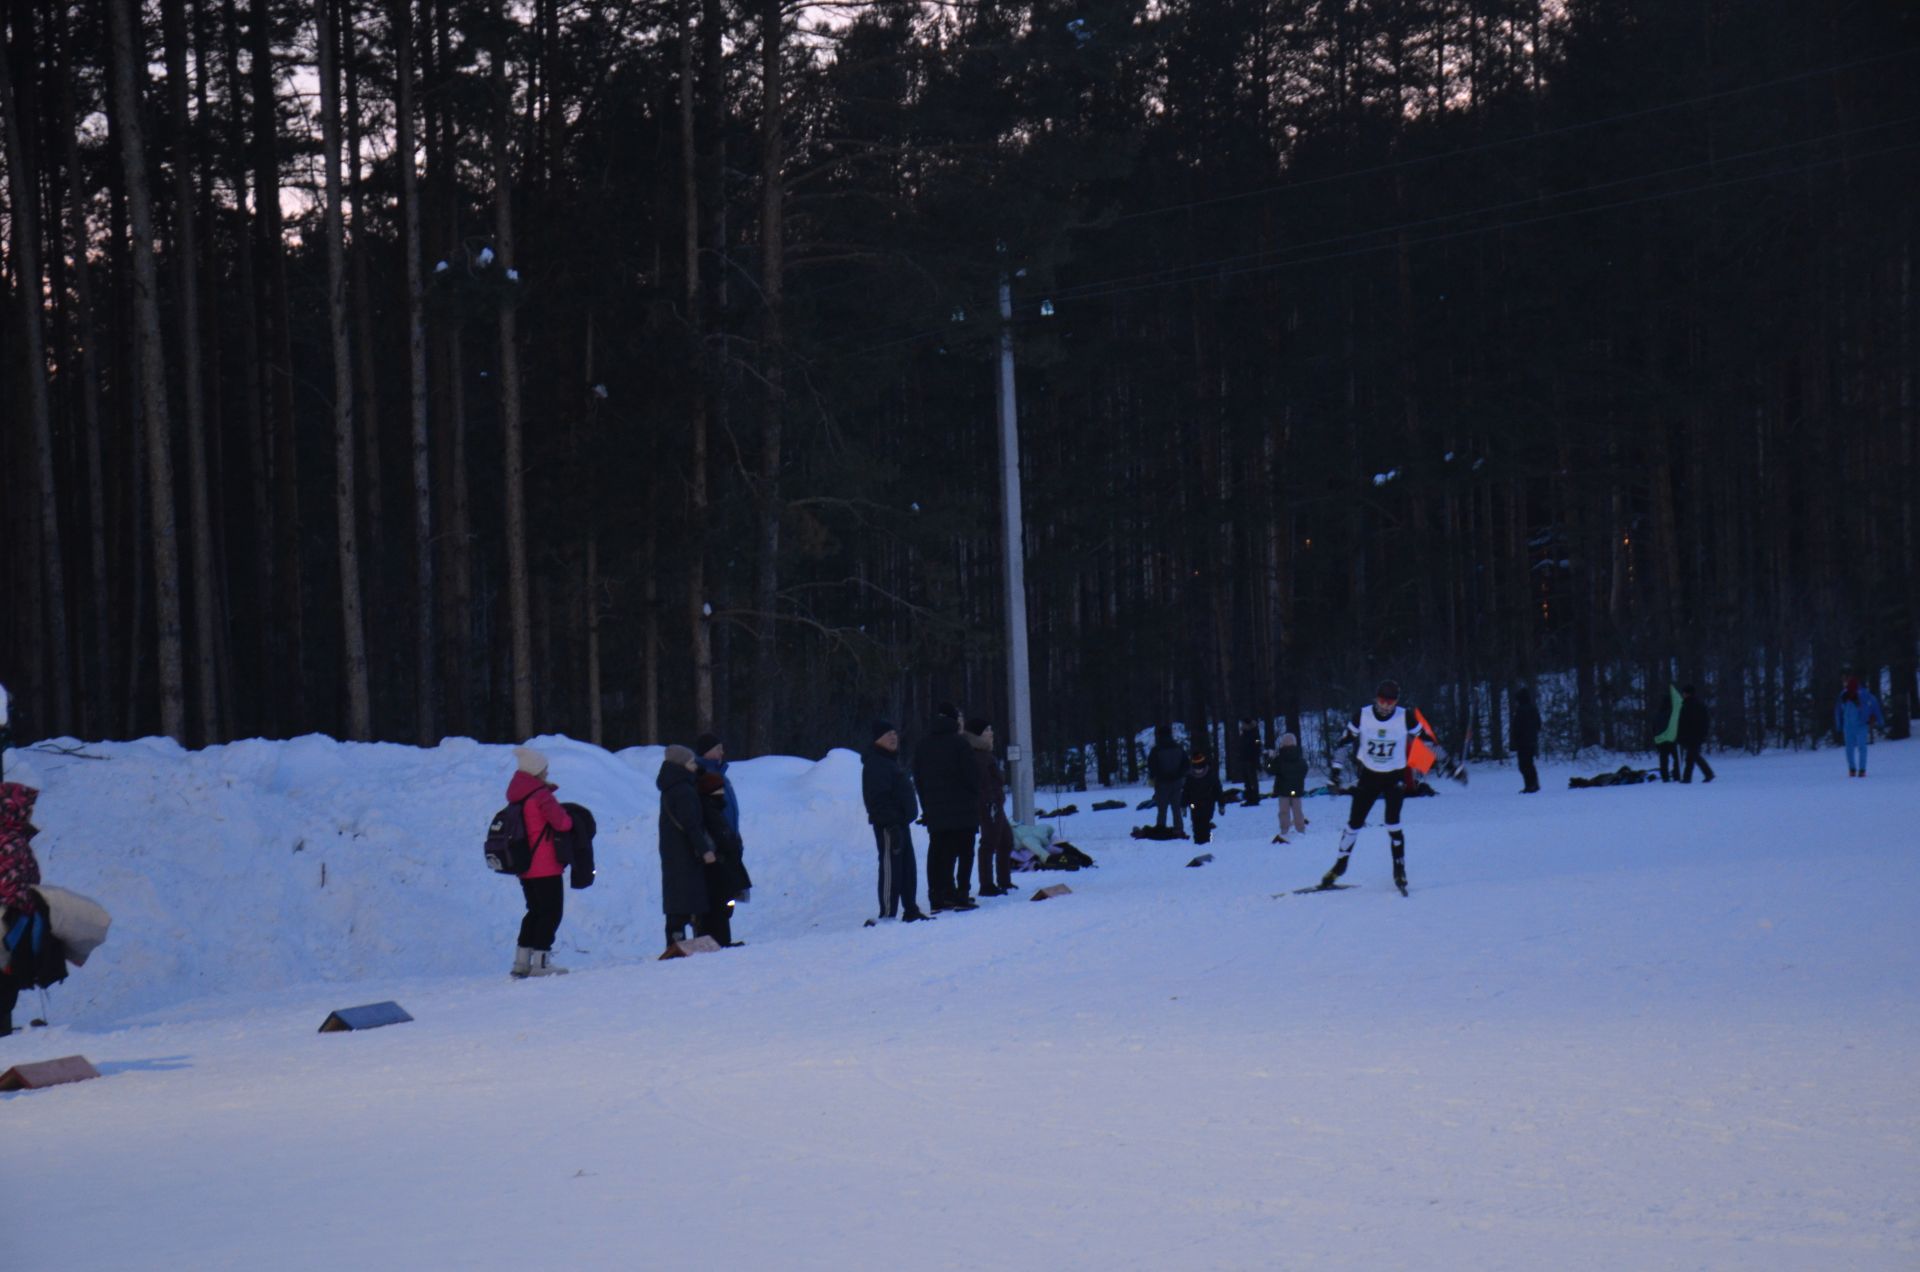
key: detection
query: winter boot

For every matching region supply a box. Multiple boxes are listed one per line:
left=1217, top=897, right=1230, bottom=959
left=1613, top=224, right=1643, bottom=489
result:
left=511, top=946, right=534, bottom=979
left=1390, top=830, right=1408, bottom=896
left=527, top=949, right=569, bottom=977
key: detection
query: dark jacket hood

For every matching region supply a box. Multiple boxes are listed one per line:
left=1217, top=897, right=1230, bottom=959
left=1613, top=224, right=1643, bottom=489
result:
left=656, top=761, right=695, bottom=793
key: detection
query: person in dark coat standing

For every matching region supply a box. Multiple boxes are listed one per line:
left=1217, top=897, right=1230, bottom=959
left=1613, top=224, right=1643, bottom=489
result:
left=1677, top=685, right=1714, bottom=783
left=1237, top=720, right=1264, bottom=806
left=1183, top=748, right=1227, bottom=846
left=1510, top=688, right=1542, bottom=794
left=0, top=780, right=45, bottom=1036
left=863, top=720, right=930, bottom=924
left=968, top=717, right=1017, bottom=896
left=506, top=747, right=574, bottom=978
left=657, top=744, right=717, bottom=952
left=694, top=767, right=749, bottom=947
left=1146, top=725, right=1190, bottom=835
left=914, top=702, right=980, bottom=912
left=1267, top=732, right=1310, bottom=841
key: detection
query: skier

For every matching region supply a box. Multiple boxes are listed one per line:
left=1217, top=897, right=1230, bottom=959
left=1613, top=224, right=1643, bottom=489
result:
left=1311, top=681, right=1434, bottom=896
left=1182, top=748, right=1226, bottom=845
left=1835, top=675, right=1886, bottom=777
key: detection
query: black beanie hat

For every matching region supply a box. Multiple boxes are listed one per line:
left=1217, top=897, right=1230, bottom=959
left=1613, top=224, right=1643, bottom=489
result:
left=871, top=718, right=895, bottom=741
left=966, top=716, right=991, bottom=735
left=1375, top=679, right=1401, bottom=701
left=694, top=731, right=722, bottom=756
left=936, top=701, right=960, bottom=720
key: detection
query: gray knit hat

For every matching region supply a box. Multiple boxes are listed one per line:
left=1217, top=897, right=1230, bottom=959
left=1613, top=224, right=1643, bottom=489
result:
left=664, top=744, right=696, bottom=767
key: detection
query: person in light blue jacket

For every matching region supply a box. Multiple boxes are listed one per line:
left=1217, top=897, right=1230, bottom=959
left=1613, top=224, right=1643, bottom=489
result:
left=1835, top=675, right=1886, bottom=777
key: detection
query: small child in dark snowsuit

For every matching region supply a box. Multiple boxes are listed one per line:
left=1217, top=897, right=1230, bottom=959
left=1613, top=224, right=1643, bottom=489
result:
left=1183, top=751, right=1227, bottom=846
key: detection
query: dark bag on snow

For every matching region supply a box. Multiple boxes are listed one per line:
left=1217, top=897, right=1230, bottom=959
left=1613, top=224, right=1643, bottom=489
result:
left=483, top=799, right=540, bottom=875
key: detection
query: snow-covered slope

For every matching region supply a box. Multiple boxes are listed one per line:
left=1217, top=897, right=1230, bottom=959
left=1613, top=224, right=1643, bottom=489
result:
left=4, top=737, right=1915, bottom=1270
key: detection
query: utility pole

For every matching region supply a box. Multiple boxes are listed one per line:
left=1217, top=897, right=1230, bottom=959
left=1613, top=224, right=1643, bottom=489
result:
left=996, top=256, right=1037, bottom=826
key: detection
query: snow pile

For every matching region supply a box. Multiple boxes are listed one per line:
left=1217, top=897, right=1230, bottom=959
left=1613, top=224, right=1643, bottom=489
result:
left=4, top=737, right=1916, bottom=1270
left=6, top=735, right=874, bottom=1024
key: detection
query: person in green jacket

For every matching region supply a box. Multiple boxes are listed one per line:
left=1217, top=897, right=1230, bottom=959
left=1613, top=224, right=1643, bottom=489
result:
left=1651, top=684, right=1682, bottom=782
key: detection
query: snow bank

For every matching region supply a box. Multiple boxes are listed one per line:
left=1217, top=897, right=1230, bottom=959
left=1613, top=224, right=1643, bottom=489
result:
left=6, top=735, right=875, bottom=1025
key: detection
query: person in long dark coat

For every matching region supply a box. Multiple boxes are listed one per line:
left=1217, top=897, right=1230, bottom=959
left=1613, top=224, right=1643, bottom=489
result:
left=913, top=702, right=979, bottom=911
left=1510, top=688, right=1542, bottom=794
left=863, top=720, right=930, bottom=923
left=657, top=744, right=715, bottom=951
left=1268, top=732, right=1310, bottom=841
left=968, top=717, right=1017, bottom=896
left=694, top=766, right=750, bottom=946
left=1238, top=720, right=1264, bottom=806
left=1677, top=685, right=1715, bottom=783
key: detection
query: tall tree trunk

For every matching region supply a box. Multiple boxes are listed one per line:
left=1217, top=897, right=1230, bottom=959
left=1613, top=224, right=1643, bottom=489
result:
left=53, top=18, right=114, bottom=736
left=0, top=30, right=75, bottom=736
left=681, top=0, right=714, bottom=731
left=160, top=0, right=221, bottom=742
left=492, top=0, right=534, bottom=738
left=318, top=0, right=373, bottom=739
left=345, top=2, right=384, bottom=569
left=749, top=0, right=784, bottom=754
left=251, top=0, right=304, bottom=731
left=106, top=0, right=188, bottom=742
left=394, top=0, right=435, bottom=744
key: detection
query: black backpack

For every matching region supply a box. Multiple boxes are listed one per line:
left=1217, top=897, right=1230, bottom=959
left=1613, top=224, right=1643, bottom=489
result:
left=483, top=799, right=547, bottom=875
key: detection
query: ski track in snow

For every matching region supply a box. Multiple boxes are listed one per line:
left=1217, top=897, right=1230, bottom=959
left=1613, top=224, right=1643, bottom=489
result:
left=3, top=737, right=1916, bottom=1270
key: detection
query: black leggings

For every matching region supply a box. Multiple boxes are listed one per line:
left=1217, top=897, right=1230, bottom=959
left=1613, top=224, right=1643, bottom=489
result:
left=518, top=875, right=564, bottom=951
left=1347, top=767, right=1408, bottom=829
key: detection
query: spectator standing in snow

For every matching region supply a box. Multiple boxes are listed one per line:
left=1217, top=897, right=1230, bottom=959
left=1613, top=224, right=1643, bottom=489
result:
left=1237, top=720, right=1264, bottom=806
left=1268, top=732, right=1309, bottom=842
left=1677, top=685, right=1715, bottom=784
left=0, top=780, right=45, bottom=1035
left=1183, top=748, right=1227, bottom=845
left=693, top=732, right=749, bottom=945
left=862, top=721, right=930, bottom=923
left=657, top=744, right=717, bottom=952
left=1312, top=680, right=1433, bottom=896
left=1146, top=725, right=1190, bottom=835
left=693, top=768, right=749, bottom=947
left=913, top=702, right=980, bottom=912
left=1651, top=684, right=1682, bottom=782
left=1835, top=675, right=1886, bottom=777
left=968, top=717, right=1017, bottom=897
left=507, top=747, right=574, bottom=978
left=1511, top=687, right=1542, bottom=794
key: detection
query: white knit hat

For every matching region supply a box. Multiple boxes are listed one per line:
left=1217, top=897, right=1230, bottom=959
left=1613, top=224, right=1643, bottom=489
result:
left=514, top=746, right=549, bottom=777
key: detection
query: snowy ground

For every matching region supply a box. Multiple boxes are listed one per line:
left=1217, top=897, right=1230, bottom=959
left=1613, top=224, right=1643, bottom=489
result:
left=4, top=737, right=1916, bottom=1270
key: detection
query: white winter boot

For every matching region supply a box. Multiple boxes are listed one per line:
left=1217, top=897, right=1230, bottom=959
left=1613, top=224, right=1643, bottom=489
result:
left=527, top=949, right=569, bottom=977
left=511, top=946, right=534, bottom=978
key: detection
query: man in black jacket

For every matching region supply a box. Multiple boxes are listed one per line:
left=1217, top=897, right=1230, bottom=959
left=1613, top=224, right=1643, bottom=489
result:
left=913, top=703, right=980, bottom=911
left=863, top=720, right=930, bottom=923
left=1146, top=725, right=1190, bottom=835
left=1510, top=687, right=1542, bottom=794
left=1677, top=685, right=1715, bottom=783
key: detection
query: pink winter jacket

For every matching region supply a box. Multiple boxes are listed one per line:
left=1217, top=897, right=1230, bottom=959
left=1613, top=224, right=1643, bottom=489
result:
left=506, top=771, right=573, bottom=880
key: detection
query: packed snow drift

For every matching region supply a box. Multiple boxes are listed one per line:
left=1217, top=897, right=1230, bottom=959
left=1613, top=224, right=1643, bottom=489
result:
left=3, top=735, right=1915, bottom=1270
